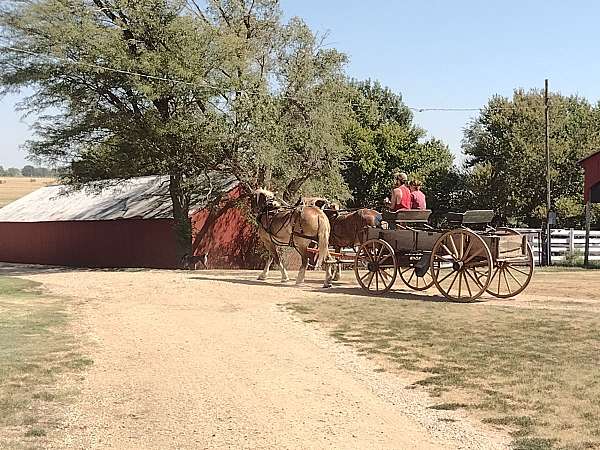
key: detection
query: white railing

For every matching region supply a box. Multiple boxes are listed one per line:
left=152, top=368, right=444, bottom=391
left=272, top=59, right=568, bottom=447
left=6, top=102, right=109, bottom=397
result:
left=515, top=228, right=600, bottom=263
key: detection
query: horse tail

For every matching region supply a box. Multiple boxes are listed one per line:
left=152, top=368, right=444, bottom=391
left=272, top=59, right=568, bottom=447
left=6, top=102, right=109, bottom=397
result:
left=315, top=212, right=331, bottom=268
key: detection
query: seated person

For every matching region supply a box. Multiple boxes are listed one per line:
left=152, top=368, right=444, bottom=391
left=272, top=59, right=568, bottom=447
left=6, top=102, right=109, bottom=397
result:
left=389, top=172, right=411, bottom=211
left=409, top=180, right=427, bottom=210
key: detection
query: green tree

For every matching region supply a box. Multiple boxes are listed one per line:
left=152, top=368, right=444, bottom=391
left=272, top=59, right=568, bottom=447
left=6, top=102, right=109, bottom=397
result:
left=463, top=89, right=600, bottom=227
left=33, top=167, right=50, bottom=177
left=21, top=165, right=34, bottom=177
left=343, top=80, right=455, bottom=210
left=6, top=167, right=21, bottom=176
left=1, top=0, right=227, bottom=258
left=204, top=8, right=351, bottom=203
left=0, top=0, right=351, bottom=258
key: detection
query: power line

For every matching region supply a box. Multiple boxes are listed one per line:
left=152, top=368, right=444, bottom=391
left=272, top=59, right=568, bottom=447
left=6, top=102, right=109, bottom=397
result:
left=1, top=45, right=209, bottom=88
left=0, top=44, right=563, bottom=113
left=409, top=107, right=481, bottom=112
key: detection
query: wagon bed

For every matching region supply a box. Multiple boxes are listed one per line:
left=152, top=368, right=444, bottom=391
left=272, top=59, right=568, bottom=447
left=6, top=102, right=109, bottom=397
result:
left=353, top=210, right=534, bottom=301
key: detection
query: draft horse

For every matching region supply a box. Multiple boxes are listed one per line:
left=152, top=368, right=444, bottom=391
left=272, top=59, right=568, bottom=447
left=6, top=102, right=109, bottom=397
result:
left=327, top=208, right=382, bottom=280
left=253, top=189, right=334, bottom=287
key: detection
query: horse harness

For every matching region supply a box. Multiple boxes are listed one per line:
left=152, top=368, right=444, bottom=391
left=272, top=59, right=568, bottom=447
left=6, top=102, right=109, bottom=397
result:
left=257, top=204, right=320, bottom=249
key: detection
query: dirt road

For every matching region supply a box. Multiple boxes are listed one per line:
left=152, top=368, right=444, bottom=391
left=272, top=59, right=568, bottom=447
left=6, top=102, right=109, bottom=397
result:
left=6, top=267, right=516, bottom=450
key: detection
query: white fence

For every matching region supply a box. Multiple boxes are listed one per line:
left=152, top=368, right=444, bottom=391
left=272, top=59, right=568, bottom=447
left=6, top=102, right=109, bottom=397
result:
left=515, top=228, right=600, bottom=263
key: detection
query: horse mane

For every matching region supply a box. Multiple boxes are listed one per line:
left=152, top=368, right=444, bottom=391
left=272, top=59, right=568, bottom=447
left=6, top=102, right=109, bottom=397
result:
left=298, top=196, right=330, bottom=209
left=254, top=187, right=284, bottom=210
left=254, top=187, right=275, bottom=198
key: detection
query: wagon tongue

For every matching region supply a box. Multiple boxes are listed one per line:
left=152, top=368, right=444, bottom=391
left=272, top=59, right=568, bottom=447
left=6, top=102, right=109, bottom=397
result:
left=414, top=252, right=431, bottom=277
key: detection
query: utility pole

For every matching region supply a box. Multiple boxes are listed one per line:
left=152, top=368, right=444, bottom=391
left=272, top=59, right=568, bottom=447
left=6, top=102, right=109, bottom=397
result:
left=544, top=79, right=552, bottom=266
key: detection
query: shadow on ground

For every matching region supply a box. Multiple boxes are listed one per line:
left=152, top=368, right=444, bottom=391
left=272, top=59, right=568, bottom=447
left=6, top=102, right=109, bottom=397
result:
left=0, top=263, right=163, bottom=277
left=188, top=273, right=466, bottom=303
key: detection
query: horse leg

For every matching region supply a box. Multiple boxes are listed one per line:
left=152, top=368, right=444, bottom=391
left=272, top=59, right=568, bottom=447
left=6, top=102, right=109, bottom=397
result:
left=323, top=261, right=333, bottom=288
left=257, top=255, right=273, bottom=280
left=332, top=246, right=341, bottom=281
left=295, top=244, right=308, bottom=285
left=332, top=263, right=340, bottom=281
left=258, top=234, right=277, bottom=280
left=274, top=248, right=289, bottom=282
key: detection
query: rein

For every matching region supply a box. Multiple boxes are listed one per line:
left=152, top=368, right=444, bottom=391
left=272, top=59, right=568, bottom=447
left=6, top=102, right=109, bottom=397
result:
left=257, top=205, right=319, bottom=250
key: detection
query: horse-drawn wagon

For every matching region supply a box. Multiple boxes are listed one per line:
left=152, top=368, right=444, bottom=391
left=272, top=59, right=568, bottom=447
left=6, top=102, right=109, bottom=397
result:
left=354, top=209, right=534, bottom=301
left=252, top=189, right=533, bottom=300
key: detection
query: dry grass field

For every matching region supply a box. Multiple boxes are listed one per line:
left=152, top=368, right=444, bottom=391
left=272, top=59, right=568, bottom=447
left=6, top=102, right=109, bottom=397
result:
left=0, top=276, right=91, bottom=449
left=0, top=177, right=56, bottom=208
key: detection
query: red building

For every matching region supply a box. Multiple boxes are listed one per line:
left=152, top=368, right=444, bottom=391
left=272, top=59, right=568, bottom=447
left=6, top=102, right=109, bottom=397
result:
left=579, top=150, right=600, bottom=203
left=0, top=175, right=262, bottom=269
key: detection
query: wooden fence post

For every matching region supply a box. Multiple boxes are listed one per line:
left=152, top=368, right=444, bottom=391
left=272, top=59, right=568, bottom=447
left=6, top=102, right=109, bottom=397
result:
left=569, top=228, right=575, bottom=254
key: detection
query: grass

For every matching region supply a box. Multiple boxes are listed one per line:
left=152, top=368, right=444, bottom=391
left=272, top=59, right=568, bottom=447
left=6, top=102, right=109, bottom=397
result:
left=284, top=296, right=600, bottom=449
left=0, top=276, right=90, bottom=449
left=0, top=177, right=55, bottom=207
left=537, top=266, right=600, bottom=272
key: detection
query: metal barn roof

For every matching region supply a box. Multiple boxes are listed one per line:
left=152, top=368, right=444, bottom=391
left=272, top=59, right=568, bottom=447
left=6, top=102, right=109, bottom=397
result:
left=0, top=174, right=239, bottom=222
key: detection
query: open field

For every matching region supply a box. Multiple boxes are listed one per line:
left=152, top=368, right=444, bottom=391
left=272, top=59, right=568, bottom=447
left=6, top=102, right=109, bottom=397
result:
left=0, top=264, right=597, bottom=449
left=0, top=276, right=91, bottom=449
left=0, top=177, right=56, bottom=207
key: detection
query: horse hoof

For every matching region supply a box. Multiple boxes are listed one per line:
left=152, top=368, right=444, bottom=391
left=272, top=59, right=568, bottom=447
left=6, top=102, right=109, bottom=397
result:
left=257, top=275, right=267, bottom=281
left=322, top=283, right=332, bottom=289
left=281, top=278, right=290, bottom=283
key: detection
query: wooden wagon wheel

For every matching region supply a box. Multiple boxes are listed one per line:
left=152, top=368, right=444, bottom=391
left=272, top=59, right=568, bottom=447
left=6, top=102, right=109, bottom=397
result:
left=486, top=228, right=534, bottom=298
left=354, top=239, right=397, bottom=294
left=430, top=229, right=492, bottom=302
left=399, top=265, right=434, bottom=291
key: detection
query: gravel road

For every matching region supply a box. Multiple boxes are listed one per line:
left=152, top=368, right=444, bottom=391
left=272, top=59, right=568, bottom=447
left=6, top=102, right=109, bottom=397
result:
left=14, top=267, right=509, bottom=449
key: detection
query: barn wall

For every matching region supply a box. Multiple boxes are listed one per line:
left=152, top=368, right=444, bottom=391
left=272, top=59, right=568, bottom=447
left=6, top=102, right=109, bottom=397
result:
left=583, top=155, right=600, bottom=203
left=191, top=186, right=302, bottom=270
left=0, top=219, right=177, bottom=268
left=191, top=186, right=264, bottom=269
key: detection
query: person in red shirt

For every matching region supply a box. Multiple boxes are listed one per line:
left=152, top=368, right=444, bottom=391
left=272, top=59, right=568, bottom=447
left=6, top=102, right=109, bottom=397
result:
left=389, top=172, right=411, bottom=211
left=409, top=180, right=427, bottom=210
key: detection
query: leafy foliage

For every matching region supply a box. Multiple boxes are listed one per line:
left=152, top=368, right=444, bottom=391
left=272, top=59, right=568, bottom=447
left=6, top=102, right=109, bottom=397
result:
left=0, top=0, right=353, bottom=255
left=342, top=80, right=455, bottom=210
left=463, top=89, right=600, bottom=227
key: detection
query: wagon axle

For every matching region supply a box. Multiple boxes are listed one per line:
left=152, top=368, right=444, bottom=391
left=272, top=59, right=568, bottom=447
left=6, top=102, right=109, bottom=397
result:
left=367, top=261, right=379, bottom=272
left=452, top=260, right=464, bottom=272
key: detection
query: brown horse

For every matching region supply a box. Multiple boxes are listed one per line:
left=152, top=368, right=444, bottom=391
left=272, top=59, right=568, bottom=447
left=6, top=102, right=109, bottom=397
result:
left=329, top=209, right=381, bottom=248
left=253, top=189, right=334, bottom=287
left=328, top=208, right=382, bottom=280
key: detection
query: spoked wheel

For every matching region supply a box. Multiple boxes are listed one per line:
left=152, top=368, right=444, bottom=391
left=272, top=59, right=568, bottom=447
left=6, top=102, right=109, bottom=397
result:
left=354, top=239, right=397, bottom=294
left=486, top=228, right=534, bottom=298
left=430, top=229, right=492, bottom=302
left=399, top=265, right=434, bottom=291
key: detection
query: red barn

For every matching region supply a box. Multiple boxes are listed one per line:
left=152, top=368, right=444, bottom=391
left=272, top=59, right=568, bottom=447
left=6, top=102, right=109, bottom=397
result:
left=579, top=150, right=600, bottom=203
left=0, top=174, right=262, bottom=269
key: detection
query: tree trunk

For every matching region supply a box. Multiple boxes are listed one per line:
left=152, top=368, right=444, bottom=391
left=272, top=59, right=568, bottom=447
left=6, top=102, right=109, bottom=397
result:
left=283, top=174, right=311, bottom=203
left=169, top=174, right=192, bottom=266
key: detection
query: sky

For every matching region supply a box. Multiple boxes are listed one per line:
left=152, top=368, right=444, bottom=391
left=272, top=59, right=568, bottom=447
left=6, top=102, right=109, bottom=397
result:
left=2, top=0, right=600, bottom=167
